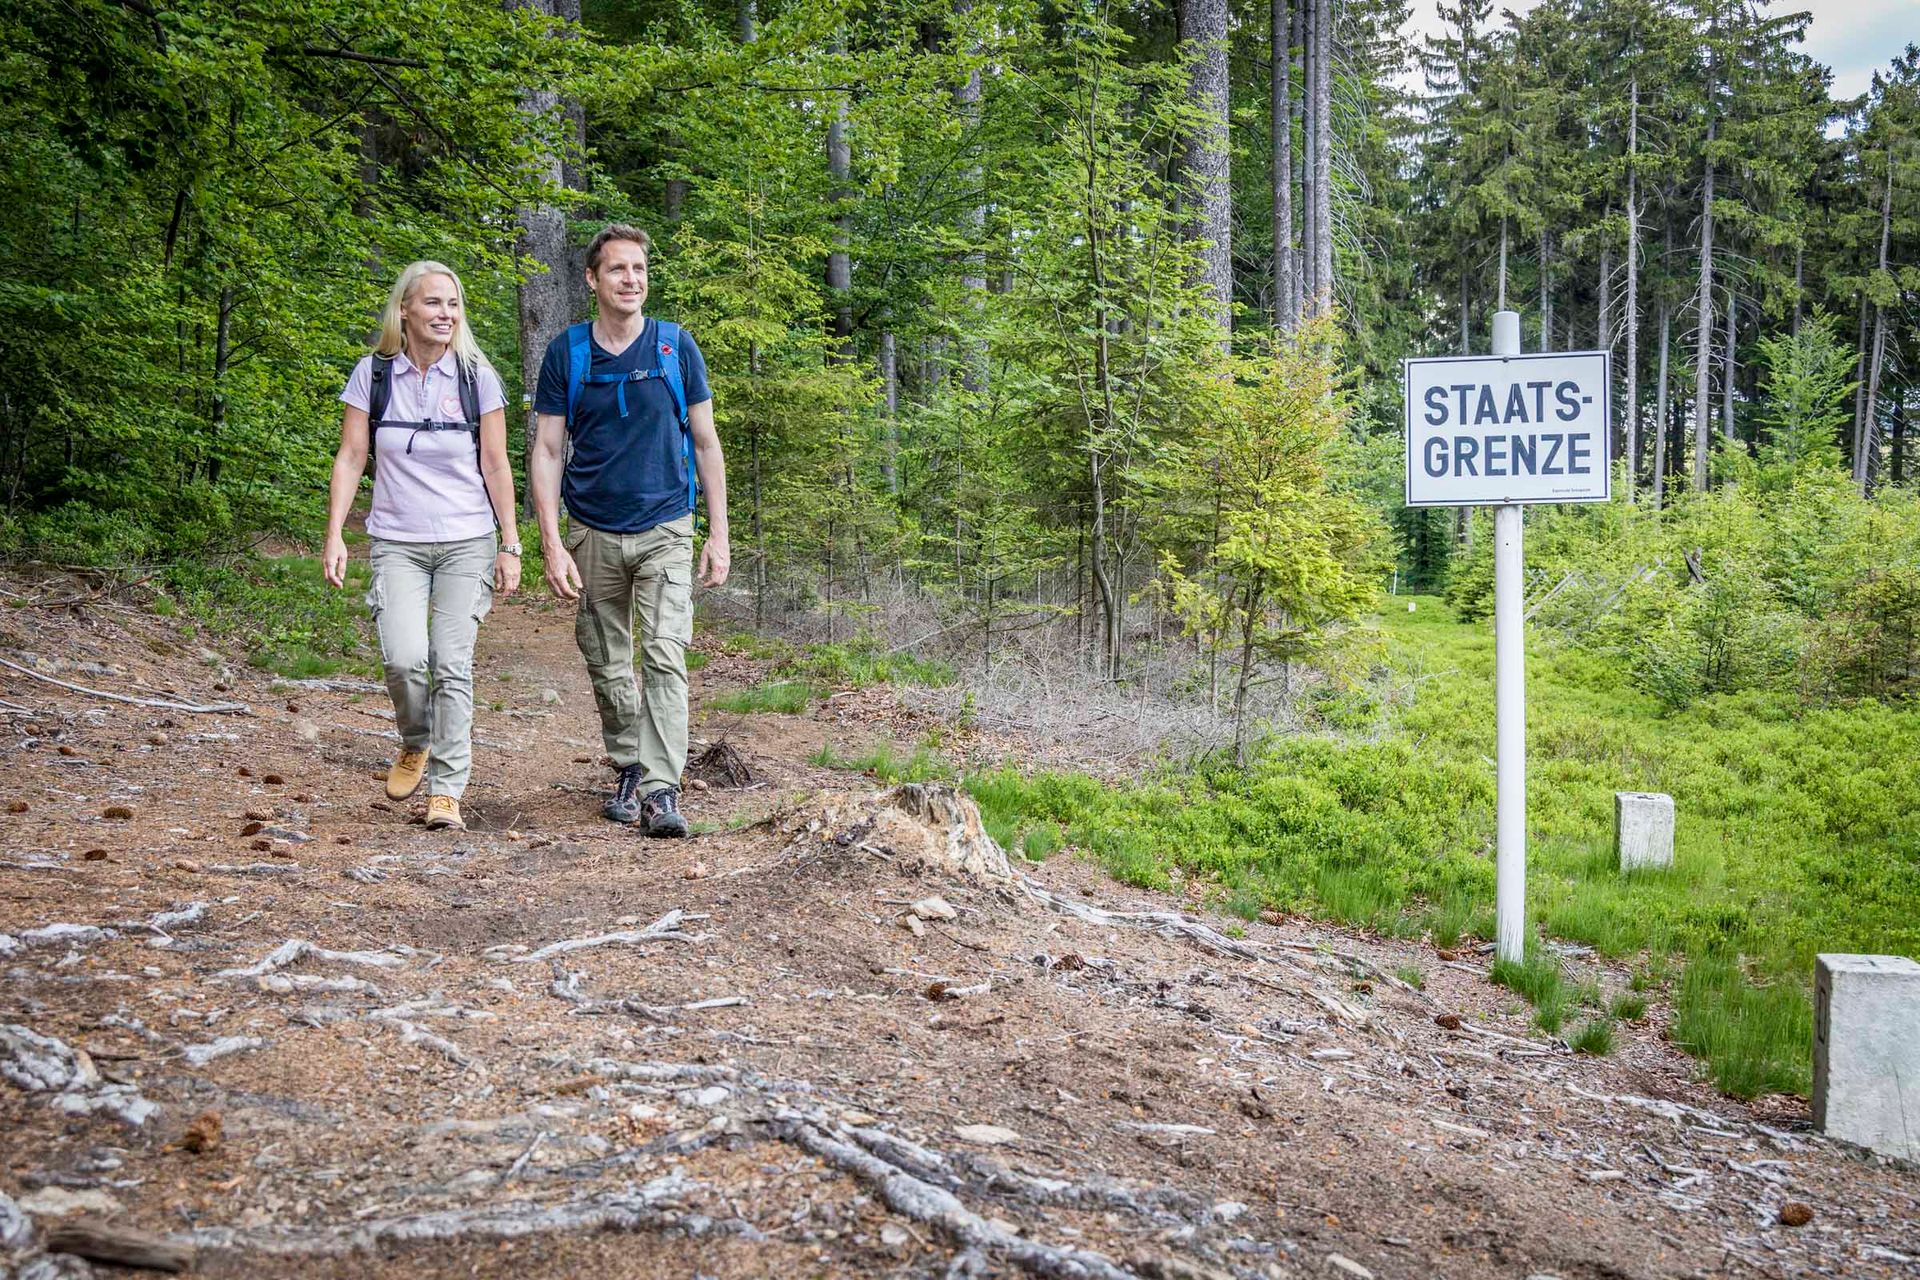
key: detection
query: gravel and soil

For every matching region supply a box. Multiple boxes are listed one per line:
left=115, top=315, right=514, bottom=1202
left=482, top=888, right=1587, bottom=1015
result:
left=1, top=569, right=1915, bottom=1279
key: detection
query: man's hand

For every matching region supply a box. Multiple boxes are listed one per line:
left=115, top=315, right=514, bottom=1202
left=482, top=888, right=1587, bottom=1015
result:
left=545, top=546, right=583, bottom=600
left=698, top=534, right=730, bottom=588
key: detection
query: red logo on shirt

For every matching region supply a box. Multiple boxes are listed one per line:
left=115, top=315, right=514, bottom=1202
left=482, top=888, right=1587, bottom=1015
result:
left=660, top=343, right=674, bottom=357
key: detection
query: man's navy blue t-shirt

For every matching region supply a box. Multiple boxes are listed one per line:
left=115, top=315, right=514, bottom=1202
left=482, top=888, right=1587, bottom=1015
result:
left=533, top=319, right=712, bottom=534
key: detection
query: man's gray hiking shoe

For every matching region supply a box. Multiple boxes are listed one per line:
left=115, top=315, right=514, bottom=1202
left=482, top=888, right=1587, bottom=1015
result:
left=604, top=765, right=644, bottom=824
left=641, top=786, right=688, bottom=838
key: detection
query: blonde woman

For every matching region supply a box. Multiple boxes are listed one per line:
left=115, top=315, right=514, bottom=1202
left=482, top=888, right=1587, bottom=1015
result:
left=322, top=262, right=521, bottom=831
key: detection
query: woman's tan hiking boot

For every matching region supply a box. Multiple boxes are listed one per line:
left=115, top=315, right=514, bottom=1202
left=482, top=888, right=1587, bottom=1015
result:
left=425, top=795, right=464, bottom=831
left=385, top=748, right=428, bottom=800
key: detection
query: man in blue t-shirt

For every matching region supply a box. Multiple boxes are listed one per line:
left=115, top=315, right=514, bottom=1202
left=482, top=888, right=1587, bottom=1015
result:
left=528, top=223, right=730, bottom=837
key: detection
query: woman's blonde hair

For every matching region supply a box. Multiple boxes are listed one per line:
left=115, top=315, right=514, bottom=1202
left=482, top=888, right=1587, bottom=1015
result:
left=374, top=260, right=489, bottom=375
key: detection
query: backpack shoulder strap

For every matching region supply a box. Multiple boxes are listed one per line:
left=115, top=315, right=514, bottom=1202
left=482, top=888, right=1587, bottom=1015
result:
left=365, top=355, right=392, bottom=472
left=564, top=323, right=594, bottom=427
left=653, top=321, right=696, bottom=517
left=457, top=360, right=480, bottom=426
left=367, top=355, right=393, bottom=425
left=653, top=321, right=689, bottom=429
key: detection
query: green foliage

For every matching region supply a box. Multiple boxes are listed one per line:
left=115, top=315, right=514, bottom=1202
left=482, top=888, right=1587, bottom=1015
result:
left=0, top=0, right=560, bottom=555
left=709, top=680, right=815, bottom=714
left=935, top=595, right=1916, bottom=1095
left=1609, top=991, right=1648, bottom=1021
left=1672, top=951, right=1812, bottom=1097
left=1155, top=322, right=1394, bottom=757
left=773, top=637, right=953, bottom=690
left=1568, top=1017, right=1616, bottom=1056
left=809, top=740, right=952, bottom=782
left=159, top=555, right=373, bottom=678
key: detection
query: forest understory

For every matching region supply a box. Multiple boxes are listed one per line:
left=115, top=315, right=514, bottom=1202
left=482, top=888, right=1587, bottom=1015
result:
left=2, top=569, right=1916, bottom=1280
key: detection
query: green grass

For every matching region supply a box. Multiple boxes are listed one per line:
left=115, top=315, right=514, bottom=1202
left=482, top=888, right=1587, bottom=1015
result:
left=1609, top=992, right=1648, bottom=1021
left=710, top=680, right=816, bottom=714
left=686, top=649, right=711, bottom=672
left=809, top=740, right=952, bottom=782
left=773, top=636, right=954, bottom=690
left=916, top=594, right=1916, bottom=1098
left=1569, top=1017, right=1617, bottom=1056
left=1491, top=950, right=1572, bottom=1032
left=1395, top=964, right=1426, bottom=990
left=160, top=554, right=375, bottom=678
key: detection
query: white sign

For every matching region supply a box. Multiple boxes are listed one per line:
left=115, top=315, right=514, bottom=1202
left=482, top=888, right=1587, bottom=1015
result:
left=1403, top=351, right=1612, bottom=507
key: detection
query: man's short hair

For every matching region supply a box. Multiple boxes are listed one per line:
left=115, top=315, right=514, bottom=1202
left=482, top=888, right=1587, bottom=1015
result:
left=585, top=223, right=652, bottom=272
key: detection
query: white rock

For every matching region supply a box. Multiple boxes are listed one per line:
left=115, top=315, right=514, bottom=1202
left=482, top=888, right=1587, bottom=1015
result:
left=1211, top=1200, right=1249, bottom=1223
left=952, top=1123, right=1020, bottom=1146
left=1815, top=953, right=1920, bottom=1160
left=18, top=1187, right=122, bottom=1218
left=879, top=1225, right=910, bottom=1248
left=182, top=1036, right=266, bottom=1067
left=910, top=897, right=958, bottom=922
left=691, top=1085, right=731, bottom=1108
left=19, top=924, right=115, bottom=949
left=1326, top=1255, right=1374, bottom=1279
left=1616, top=792, right=1675, bottom=871
left=0, top=1190, right=34, bottom=1249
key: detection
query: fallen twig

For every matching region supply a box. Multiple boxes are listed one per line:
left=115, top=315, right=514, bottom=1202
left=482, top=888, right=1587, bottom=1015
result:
left=0, top=656, right=250, bottom=715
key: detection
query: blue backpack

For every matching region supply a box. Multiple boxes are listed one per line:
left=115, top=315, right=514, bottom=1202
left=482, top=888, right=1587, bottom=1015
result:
left=562, top=320, right=696, bottom=517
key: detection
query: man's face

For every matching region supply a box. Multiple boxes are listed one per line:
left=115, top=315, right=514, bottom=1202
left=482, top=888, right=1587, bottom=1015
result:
left=589, top=241, right=648, bottom=318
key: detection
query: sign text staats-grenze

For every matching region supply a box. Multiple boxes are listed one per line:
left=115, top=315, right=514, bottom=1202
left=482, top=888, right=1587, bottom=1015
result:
left=1402, top=351, right=1612, bottom=507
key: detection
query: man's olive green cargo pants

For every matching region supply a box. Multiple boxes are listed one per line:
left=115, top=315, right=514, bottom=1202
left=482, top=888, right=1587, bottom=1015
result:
left=564, top=515, right=694, bottom=793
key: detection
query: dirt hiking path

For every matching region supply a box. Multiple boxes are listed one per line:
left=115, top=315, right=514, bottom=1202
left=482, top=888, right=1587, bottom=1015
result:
left=1, top=575, right=1915, bottom=1280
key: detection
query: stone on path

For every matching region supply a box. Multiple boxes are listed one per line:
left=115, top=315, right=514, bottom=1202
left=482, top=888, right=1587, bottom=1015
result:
left=1814, top=953, right=1920, bottom=1160
left=1615, top=792, right=1673, bottom=871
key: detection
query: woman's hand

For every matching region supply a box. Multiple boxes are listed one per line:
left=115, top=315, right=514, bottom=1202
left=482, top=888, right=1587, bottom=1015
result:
left=322, top=533, right=350, bottom=588
left=494, top=551, right=522, bottom=596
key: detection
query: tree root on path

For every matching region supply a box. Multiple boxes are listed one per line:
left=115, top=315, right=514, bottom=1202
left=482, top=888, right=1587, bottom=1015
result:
left=173, top=1170, right=754, bottom=1257
left=496, top=909, right=709, bottom=963
left=769, top=1109, right=1141, bottom=1280
left=216, top=939, right=416, bottom=978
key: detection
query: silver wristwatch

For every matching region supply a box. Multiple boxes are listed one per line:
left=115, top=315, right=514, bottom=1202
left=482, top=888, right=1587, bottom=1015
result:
left=500, top=543, right=523, bottom=557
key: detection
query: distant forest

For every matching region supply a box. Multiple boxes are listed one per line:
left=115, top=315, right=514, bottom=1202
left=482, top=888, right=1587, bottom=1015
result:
left=1, top=0, right=1914, bottom=654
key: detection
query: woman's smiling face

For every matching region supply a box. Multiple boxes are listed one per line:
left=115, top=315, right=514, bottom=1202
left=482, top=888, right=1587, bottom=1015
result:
left=403, top=272, right=461, bottom=350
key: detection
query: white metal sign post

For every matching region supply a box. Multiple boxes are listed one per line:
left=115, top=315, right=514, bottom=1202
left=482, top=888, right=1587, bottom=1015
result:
left=1402, top=312, right=1611, bottom=964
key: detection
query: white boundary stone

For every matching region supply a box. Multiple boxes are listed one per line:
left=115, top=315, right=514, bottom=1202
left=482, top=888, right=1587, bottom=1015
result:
left=1615, top=792, right=1674, bottom=871
left=1814, top=953, right=1920, bottom=1160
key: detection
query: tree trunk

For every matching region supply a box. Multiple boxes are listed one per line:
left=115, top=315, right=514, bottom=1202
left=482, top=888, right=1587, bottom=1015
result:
left=1299, top=0, right=1317, bottom=308
left=1653, top=301, right=1671, bottom=510
left=1177, top=0, right=1233, bottom=337
left=737, top=0, right=755, bottom=42
left=1858, top=148, right=1894, bottom=491
left=879, top=331, right=900, bottom=497
left=207, top=284, right=234, bottom=485
left=1232, top=584, right=1263, bottom=767
left=511, top=0, right=582, bottom=463
left=1290, top=0, right=1307, bottom=323
left=1310, top=0, right=1333, bottom=314
left=1721, top=287, right=1736, bottom=442
left=1624, top=77, right=1638, bottom=495
left=826, top=81, right=853, bottom=361
left=1691, top=117, right=1715, bottom=490
left=1791, top=241, right=1802, bottom=337
left=1271, top=0, right=1294, bottom=331
left=1538, top=229, right=1551, bottom=349
left=1597, top=238, right=1613, bottom=353
left=1497, top=217, right=1508, bottom=311
left=953, top=1, right=988, bottom=388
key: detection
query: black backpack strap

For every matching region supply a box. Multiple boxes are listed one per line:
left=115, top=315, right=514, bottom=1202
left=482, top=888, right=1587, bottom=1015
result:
left=458, top=361, right=482, bottom=469
left=365, top=356, right=393, bottom=473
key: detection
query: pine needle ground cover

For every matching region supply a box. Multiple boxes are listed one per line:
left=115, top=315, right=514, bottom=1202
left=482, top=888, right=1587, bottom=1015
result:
left=840, top=597, right=1918, bottom=1098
